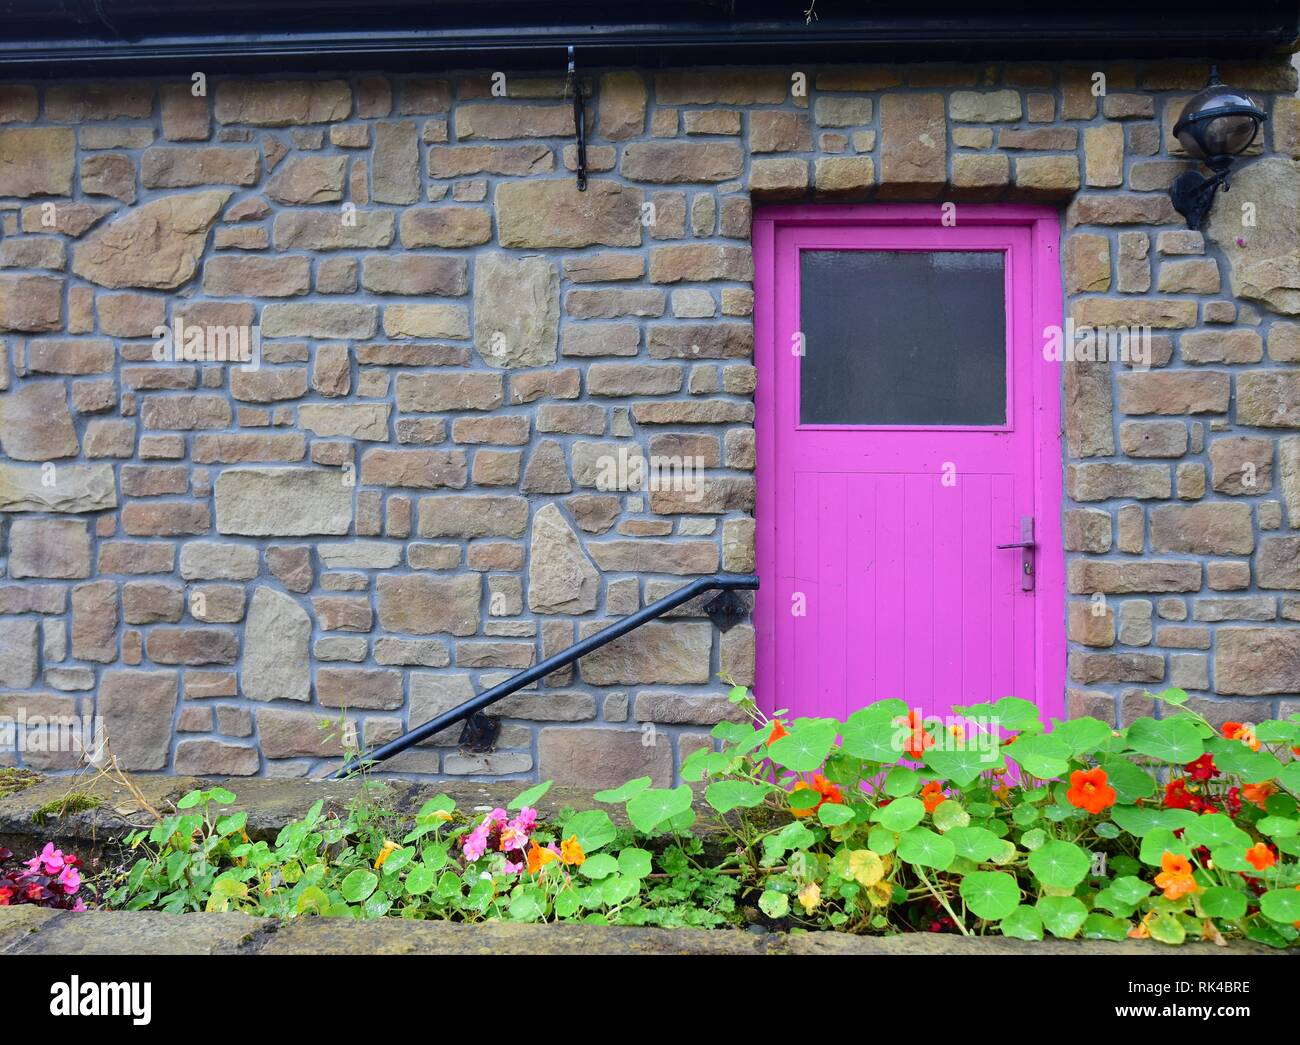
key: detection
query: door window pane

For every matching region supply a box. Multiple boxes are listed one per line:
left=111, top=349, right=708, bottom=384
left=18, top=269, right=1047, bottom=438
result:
left=799, top=249, right=1007, bottom=426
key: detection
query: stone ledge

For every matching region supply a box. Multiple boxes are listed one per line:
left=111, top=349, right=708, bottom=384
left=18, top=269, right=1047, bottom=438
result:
left=0, top=908, right=1279, bottom=956
left=0, top=773, right=715, bottom=857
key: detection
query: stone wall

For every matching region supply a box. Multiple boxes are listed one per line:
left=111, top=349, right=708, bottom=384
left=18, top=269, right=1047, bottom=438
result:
left=0, top=59, right=1297, bottom=781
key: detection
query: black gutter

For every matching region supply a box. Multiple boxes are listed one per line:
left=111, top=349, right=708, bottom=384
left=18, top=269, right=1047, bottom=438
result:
left=1, top=1, right=1296, bottom=74
left=332, top=572, right=759, bottom=779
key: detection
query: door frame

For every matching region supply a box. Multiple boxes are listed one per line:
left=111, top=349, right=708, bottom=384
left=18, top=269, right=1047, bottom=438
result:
left=752, top=203, right=1066, bottom=722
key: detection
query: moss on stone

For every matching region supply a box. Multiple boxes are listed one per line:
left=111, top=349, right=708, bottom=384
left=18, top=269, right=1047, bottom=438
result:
left=29, top=792, right=102, bottom=823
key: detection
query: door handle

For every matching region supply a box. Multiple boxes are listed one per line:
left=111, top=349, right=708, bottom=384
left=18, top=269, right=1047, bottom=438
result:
left=996, top=516, right=1035, bottom=592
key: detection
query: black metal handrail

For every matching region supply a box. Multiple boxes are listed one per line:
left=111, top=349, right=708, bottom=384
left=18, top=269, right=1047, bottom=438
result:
left=333, top=572, right=759, bottom=778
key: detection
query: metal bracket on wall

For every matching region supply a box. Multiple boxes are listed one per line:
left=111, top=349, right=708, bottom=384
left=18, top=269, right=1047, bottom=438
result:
left=566, top=45, right=587, bottom=191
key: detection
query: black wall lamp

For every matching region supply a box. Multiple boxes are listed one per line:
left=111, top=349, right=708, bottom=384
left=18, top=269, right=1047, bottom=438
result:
left=1168, top=66, right=1267, bottom=230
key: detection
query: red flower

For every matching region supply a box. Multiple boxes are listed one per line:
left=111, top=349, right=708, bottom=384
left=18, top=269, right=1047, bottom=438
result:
left=895, top=710, right=934, bottom=759
left=1163, top=778, right=1198, bottom=811
left=766, top=720, right=788, bottom=746
left=921, top=780, right=946, bottom=814
left=1066, top=767, right=1117, bottom=815
left=1184, top=754, right=1218, bottom=781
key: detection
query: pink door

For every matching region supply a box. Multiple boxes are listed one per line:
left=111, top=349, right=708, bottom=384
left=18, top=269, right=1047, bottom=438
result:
left=753, top=205, right=1065, bottom=725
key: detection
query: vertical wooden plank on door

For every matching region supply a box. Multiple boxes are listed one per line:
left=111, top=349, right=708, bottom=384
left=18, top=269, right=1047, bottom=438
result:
left=903, top=472, right=936, bottom=713
left=961, top=472, right=993, bottom=705
left=990, top=473, right=1017, bottom=701
left=792, top=467, right=819, bottom=716
left=847, top=473, right=877, bottom=712
left=817, top=473, right=849, bottom=720
left=874, top=472, right=906, bottom=701
left=932, top=473, right=964, bottom=709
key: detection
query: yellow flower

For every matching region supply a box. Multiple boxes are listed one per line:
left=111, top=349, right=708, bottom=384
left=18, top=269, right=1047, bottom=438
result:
left=374, top=840, right=400, bottom=870
left=798, top=881, right=822, bottom=914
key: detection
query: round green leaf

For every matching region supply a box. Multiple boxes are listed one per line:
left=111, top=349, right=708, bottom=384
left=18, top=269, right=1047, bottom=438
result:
left=1082, top=913, right=1131, bottom=941
left=873, top=796, right=925, bottom=832
left=617, top=848, right=652, bottom=880
left=705, top=780, right=773, bottom=814
left=960, top=870, right=1020, bottom=921
left=1200, top=886, right=1247, bottom=920
left=1184, top=812, right=1251, bottom=851
left=1028, top=840, right=1091, bottom=889
left=508, top=891, right=543, bottom=922
left=759, top=889, right=789, bottom=919
left=1020, top=827, right=1047, bottom=851
left=897, top=827, right=955, bottom=871
left=340, top=869, right=377, bottom=903
left=579, top=853, right=619, bottom=880
left=1109, top=875, right=1152, bottom=906
left=932, top=799, right=970, bottom=832
left=1051, top=716, right=1111, bottom=756
left=1147, top=910, right=1185, bottom=946
left=405, top=863, right=434, bottom=896
left=1259, top=888, right=1300, bottom=924
left=999, top=905, right=1043, bottom=941
left=946, top=825, right=1004, bottom=863
left=768, top=719, right=838, bottom=772
left=563, top=809, right=617, bottom=852
left=625, top=786, right=693, bottom=834
left=841, top=709, right=905, bottom=762
left=883, top=767, right=920, bottom=797
left=593, top=777, right=651, bottom=804
left=1004, top=733, right=1071, bottom=779
left=867, top=826, right=896, bottom=855
left=924, top=744, right=1002, bottom=787
left=1140, top=827, right=1191, bottom=867
left=1126, top=717, right=1204, bottom=764
left=817, top=802, right=855, bottom=826
left=1036, top=895, right=1089, bottom=939
left=1256, top=816, right=1299, bottom=839
left=1099, top=758, right=1156, bottom=803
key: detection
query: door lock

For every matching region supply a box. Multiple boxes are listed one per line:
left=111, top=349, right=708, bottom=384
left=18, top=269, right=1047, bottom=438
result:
left=996, top=516, right=1036, bottom=592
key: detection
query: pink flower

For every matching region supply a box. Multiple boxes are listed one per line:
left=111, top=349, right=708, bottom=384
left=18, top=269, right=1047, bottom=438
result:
left=513, top=807, right=538, bottom=832
left=503, top=860, right=524, bottom=874
left=486, top=808, right=509, bottom=825
left=71, top=898, right=87, bottom=912
left=57, top=865, right=81, bottom=895
left=461, top=824, right=490, bottom=862
left=24, top=842, right=66, bottom=876
left=498, top=825, right=529, bottom=854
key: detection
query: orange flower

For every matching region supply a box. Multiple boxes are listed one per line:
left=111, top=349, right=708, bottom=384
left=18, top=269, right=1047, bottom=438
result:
left=766, top=720, right=789, bottom=746
left=811, top=773, right=843, bottom=805
left=1244, top=843, right=1276, bottom=872
left=1066, top=767, right=1117, bottom=815
left=1241, top=781, right=1277, bottom=811
left=921, top=780, right=946, bottom=814
left=895, top=710, right=935, bottom=759
left=1154, top=851, right=1199, bottom=900
left=560, top=835, right=585, bottom=868
left=791, top=774, right=842, bottom=816
left=526, top=841, right=557, bottom=875
left=1222, top=721, right=1260, bottom=752
left=1128, top=911, right=1155, bottom=939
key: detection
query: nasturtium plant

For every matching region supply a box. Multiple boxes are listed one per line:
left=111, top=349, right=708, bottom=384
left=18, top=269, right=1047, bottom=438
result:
left=96, top=691, right=1299, bottom=946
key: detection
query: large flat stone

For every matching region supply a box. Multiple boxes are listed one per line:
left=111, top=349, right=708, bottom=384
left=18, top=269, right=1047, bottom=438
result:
left=473, top=253, right=560, bottom=368
left=215, top=468, right=354, bottom=536
left=0, top=463, right=117, bottom=512
left=72, top=191, right=231, bottom=289
left=242, top=587, right=311, bottom=702
left=8, top=910, right=271, bottom=955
